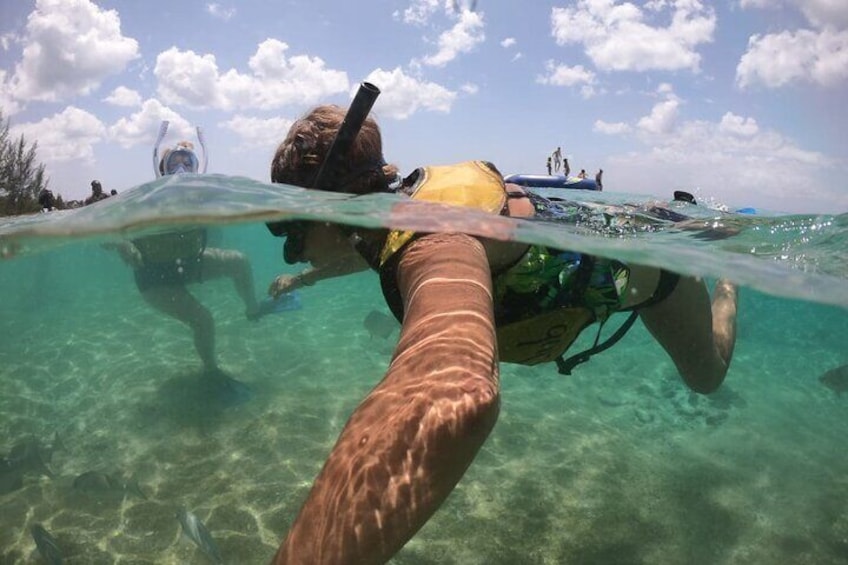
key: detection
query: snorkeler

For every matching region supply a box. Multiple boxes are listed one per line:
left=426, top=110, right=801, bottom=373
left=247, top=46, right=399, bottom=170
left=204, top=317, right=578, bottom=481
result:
left=264, top=84, right=738, bottom=563
left=112, top=122, right=294, bottom=398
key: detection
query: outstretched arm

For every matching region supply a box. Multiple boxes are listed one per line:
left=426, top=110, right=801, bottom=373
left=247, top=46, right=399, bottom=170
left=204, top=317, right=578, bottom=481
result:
left=639, top=276, right=738, bottom=393
left=273, top=233, right=501, bottom=564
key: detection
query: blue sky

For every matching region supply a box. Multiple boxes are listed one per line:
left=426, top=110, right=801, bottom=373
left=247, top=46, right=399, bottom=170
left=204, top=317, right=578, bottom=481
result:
left=1, top=0, right=846, bottom=212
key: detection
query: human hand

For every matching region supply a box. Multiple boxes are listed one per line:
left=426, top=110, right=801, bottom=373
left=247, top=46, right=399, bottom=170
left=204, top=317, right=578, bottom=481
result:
left=268, top=274, right=300, bottom=298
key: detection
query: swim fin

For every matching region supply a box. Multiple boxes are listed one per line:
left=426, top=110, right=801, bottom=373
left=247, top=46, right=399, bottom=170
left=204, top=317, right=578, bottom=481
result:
left=256, top=292, right=302, bottom=318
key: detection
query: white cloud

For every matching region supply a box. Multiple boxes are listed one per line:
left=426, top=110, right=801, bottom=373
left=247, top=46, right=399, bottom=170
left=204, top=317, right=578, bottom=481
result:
left=736, top=28, right=848, bottom=88
left=594, top=90, right=835, bottom=208
left=10, top=106, right=105, bottom=162
left=740, top=0, right=848, bottom=29
left=594, top=120, right=632, bottom=134
left=637, top=98, right=680, bottom=135
left=795, top=0, right=848, bottom=28
left=460, top=83, right=479, bottom=95
left=551, top=0, right=715, bottom=72
left=103, top=86, right=142, bottom=107
left=398, top=0, right=444, bottom=25
left=501, top=37, right=516, bottom=48
left=363, top=67, right=456, bottom=119
left=10, top=0, right=139, bottom=102
left=421, top=10, right=486, bottom=67
left=537, top=61, right=596, bottom=87
left=0, top=70, right=22, bottom=115
left=154, top=40, right=350, bottom=111
left=719, top=112, right=759, bottom=136
left=206, top=3, right=236, bottom=21
left=108, top=99, right=192, bottom=149
left=219, top=115, right=295, bottom=151
left=1, top=32, right=19, bottom=51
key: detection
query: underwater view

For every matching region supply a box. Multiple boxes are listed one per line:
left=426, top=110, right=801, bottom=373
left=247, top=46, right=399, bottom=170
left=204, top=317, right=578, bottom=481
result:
left=1, top=177, right=847, bottom=564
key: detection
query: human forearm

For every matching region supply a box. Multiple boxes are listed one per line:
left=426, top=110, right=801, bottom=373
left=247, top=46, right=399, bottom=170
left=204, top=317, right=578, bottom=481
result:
left=273, top=233, right=500, bottom=564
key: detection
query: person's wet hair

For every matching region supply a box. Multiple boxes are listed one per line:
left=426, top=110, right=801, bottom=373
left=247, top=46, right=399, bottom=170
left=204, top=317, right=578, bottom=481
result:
left=270, top=105, right=398, bottom=195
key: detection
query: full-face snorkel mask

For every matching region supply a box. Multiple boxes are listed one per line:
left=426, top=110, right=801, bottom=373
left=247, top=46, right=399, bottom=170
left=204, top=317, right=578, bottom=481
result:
left=163, top=148, right=199, bottom=175
left=153, top=123, right=209, bottom=178
left=267, top=82, right=382, bottom=265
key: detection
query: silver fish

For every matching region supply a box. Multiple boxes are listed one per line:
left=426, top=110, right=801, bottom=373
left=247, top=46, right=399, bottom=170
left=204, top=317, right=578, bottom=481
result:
left=176, top=508, right=223, bottom=564
left=31, top=524, right=63, bottom=565
left=73, top=471, right=147, bottom=500
left=1, top=433, right=61, bottom=494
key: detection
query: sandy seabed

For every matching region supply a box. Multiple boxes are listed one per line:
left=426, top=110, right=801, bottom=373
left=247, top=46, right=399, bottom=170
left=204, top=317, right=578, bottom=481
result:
left=1, top=253, right=847, bottom=564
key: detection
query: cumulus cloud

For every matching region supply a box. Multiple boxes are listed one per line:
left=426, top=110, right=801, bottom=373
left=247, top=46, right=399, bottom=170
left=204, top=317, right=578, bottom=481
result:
left=206, top=3, right=236, bottom=21
left=460, top=83, right=479, bottom=95
left=154, top=39, right=350, bottom=110
left=219, top=115, right=294, bottom=151
left=594, top=120, right=632, bottom=135
left=736, top=28, right=848, bottom=88
left=421, top=10, right=485, bottom=67
left=593, top=85, right=834, bottom=208
left=501, top=37, right=516, bottom=48
left=740, top=0, right=848, bottom=29
left=397, top=0, right=444, bottom=25
left=108, top=99, right=192, bottom=149
left=10, top=106, right=105, bottom=162
left=537, top=61, right=597, bottom=88
left=0, top=70, right=21, bottom=115
left=103, top=86, right=142, bottom=107
left=551, top=0, right=715, bottom=72
left=10, top=0, right=139, bottom=102
left=719, top=112, right=759, bottom=136
left=363, top=67, right=456, bottom=119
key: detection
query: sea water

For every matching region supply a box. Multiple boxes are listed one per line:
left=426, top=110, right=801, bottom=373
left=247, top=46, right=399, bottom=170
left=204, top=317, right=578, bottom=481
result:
left=0, top=175, right=846, bottom=564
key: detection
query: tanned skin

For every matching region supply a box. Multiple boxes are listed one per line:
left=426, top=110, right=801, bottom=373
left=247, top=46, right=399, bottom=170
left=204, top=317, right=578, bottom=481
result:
left=274, top=233, right=500, bottom=564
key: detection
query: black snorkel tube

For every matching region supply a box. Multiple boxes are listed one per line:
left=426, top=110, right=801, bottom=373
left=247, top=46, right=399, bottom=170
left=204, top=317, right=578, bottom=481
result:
left=312, top=81, right=381, bottom=190
left=267, top=81, right=381, bottom=250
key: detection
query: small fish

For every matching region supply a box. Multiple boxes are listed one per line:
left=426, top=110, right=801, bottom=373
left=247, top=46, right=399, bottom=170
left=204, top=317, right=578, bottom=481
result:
left=176, top=508, right=223, bottom=564
left=363, top=310, right=398, bottom=340
left=0, top=433, right=61, bottom=494
left=819, top=364, right=848, bottom=395
left=31, top=524, right=63, bottom=565
left=73, top=471, right=147, bottom=500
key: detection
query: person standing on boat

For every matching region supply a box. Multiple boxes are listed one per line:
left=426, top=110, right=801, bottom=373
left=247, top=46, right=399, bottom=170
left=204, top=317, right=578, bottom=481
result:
left=546, top=155, right=552, bottom=175
left=596, top=168, right=604, bottom=190
left=264, top=90, right=739, bottom=564
left=552, top=146, right=562, bottom=173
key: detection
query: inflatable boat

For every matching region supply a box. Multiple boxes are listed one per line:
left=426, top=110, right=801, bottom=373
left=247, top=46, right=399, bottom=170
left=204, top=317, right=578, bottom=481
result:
left=504, top=173, right=600, bottom=191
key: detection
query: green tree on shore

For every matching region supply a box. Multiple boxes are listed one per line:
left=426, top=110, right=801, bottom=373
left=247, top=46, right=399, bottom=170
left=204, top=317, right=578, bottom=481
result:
left=0, top=109, right=49, bottom=216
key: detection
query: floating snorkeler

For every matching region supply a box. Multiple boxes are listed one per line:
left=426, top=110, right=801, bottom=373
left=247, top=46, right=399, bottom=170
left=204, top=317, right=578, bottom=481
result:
left=110, top=121, right=299, bottom=404
left=264, top=83, right=739, bottom=563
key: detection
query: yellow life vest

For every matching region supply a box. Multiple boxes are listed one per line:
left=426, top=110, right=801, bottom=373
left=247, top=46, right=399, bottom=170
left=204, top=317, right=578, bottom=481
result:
left=375, top=160, right=599, bottom=367
left=379, top=160, right=506, bottom=266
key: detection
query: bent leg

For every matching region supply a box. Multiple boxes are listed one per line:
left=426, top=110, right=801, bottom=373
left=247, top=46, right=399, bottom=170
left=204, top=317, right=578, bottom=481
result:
left=202, top=248, right=260, bottom=318
left=274, top=233, right=500, bottom=564
left=140, top=285, right=217, bottom=371
left=638, top=276, right=738, bottom=393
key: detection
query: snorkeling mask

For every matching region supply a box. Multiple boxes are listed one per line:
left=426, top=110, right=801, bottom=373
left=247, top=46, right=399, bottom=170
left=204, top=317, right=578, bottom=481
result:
left=163, top=148, right=199, bottom=175
left=153, top=123, right=208, bottom=178
left=268, top=221, right=308, bottom=264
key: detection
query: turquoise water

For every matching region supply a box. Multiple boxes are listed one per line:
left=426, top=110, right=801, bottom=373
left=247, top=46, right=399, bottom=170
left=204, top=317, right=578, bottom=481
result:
left=1, top=176, right=847, bottom=564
